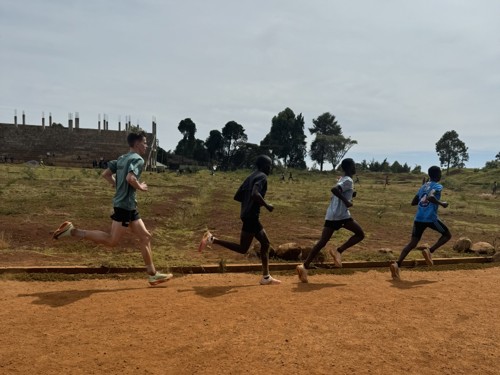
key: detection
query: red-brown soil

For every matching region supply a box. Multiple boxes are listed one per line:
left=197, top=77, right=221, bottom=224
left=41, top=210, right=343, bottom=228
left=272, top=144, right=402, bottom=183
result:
left=1, top=268, right=498, bottom=374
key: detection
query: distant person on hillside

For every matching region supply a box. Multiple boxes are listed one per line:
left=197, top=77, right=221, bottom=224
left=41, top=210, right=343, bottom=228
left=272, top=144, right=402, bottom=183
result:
left=492, top=181, right=497, bottom=195
left=389, top=166, right=452, bottom=280
left=288, top=172, right=294, bottom=182
left=296, top=158, right=365, bottom=283
left=198, top=155, right=281, bottom=285
left=52, top=130, right=172, bottom=286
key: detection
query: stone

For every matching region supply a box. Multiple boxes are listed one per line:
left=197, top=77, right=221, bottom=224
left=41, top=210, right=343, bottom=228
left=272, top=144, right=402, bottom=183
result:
left=275, top=243, right=302, bottom=261
left=378, top=248, right=393, bottom=254
left=453, top=237, right=472, bottom=252
left=470, top=242, right=495, bottom=255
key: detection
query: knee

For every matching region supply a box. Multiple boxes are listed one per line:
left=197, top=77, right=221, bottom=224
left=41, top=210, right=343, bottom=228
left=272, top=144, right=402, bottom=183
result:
left=357, top=230, right=365, bottom=240
left=139, top=231, right=152, bottom=244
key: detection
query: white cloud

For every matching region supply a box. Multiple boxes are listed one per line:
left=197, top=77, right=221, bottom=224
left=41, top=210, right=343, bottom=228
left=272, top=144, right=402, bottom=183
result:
left=1, top=0, right=499, bottom=167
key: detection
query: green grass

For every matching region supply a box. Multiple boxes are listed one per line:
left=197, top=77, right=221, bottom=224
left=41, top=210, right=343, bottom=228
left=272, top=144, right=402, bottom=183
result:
left=0, top=164, right=499, bottom=271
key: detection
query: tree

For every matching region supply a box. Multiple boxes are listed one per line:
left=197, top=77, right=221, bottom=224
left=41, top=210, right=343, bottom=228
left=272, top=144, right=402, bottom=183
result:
left=192, top=139, right=209, bottom=163
left=205, top=130, right=224, bottom=163
left=483, top=151, right=500, bottom=169
left=309, top=112, right=357, bottom=171
left=261, top=108, right=306, bottom=168
left=435, top=130, right=469, bottom=174
left=309, top=112, right=341, bottom=171
left=175, top=118, right=197, bottom=158
left=221, top=121, right=247, bottom=169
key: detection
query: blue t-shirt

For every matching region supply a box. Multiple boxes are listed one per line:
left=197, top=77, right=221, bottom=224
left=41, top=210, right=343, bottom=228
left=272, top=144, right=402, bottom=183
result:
left=107, top=152, right=144, bottom=211
left=414, top=181, right=443, bottom=222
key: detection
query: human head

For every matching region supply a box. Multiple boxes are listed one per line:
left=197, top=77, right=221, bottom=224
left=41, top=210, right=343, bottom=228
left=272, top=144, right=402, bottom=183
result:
left=255, top=155, right=272, bottom=175
left=428, top=166, right=442, bottom=182
left=340, top=158, right=356, bottom=175
left=127, top=130, right=148, bottom=155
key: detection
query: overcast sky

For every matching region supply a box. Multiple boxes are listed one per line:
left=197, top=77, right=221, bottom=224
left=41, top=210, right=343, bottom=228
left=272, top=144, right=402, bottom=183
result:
left=1, top=0, right=499, bottom=170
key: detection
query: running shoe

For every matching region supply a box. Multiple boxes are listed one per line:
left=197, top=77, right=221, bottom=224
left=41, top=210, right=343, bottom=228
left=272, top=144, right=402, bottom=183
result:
left=198, top=230, right=214, bottom=252
left=329, top=248, right=343, bottom=268
left=390, top=262, right=400, bottom=280
left=422, top=248, right=434, bottom=266
left=259, top=275, right=282, bottom=285
left=148, top=272, right=173, bottom=286
left=52, top=221, right=74, bottom=240
left=296, top=264, right=309, bottom=283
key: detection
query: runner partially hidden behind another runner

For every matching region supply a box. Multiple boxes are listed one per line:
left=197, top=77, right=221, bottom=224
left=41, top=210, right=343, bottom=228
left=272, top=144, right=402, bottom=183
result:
left=199, top=155, right=281, bottom=285
left=296, top=158, right=365, bottom=283
left=52, top=130, right=172, bottom=286
left=390, top=166, right=452, bottom=280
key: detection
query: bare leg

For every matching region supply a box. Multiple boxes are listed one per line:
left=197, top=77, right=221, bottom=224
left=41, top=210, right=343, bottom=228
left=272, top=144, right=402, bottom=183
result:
left=129, top=219, right=155, bottom=275
left=213, top=231, right=254, bottom=255
left=72, top=221, right=125, bottom=247
left=255, top=229, right=271, bottom=276
left=337, top=219, right=365, bottom=253
left=303, top=227, right=335, bottom=269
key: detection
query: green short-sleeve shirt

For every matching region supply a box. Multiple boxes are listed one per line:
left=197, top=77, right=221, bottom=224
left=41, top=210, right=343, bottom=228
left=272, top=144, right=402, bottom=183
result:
left=107, top=152, right=144, bottom=210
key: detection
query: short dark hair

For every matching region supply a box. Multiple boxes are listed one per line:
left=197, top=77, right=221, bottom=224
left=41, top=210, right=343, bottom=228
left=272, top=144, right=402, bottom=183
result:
left=428, top=166, right=441, bottom=180
left=255, top=155, right=272, bottom=170
left=341, top=158, right=355, bottom=171
left=127, top=131, right=147, bottom=147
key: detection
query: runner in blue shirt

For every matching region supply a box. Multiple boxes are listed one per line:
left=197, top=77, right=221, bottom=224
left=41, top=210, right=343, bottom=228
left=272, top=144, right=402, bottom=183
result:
left=390, top=166, right=452, bottom=280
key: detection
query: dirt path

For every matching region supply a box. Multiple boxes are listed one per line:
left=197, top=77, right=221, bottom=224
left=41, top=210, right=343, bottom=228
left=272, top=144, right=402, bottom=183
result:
left=1, top=268, right=499, bottom=375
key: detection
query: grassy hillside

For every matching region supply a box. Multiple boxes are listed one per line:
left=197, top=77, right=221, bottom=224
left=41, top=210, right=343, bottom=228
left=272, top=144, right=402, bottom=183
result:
left=0, top=164, right=498, bottom=269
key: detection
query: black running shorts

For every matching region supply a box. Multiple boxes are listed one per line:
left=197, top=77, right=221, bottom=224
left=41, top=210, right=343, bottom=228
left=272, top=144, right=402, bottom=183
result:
left=111, top=207, right=140, bottom=227
left=241, top=217, right=264, bottom=234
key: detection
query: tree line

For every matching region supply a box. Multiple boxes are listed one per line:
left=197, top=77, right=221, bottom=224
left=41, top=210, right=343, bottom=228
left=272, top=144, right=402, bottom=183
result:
left=156, top=109, right=496, bottom=173
left=158, top=107, right=356, bottom=171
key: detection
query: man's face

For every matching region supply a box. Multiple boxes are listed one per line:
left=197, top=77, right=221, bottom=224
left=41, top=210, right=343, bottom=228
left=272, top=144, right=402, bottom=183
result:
left=135, top=137, right=148, bottom=155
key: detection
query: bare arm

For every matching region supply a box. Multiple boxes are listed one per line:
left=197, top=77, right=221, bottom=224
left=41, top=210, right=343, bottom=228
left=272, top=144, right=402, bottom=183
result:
left=331, top=186, right=353, bottom=208
left=126, top=172, right=148, bottom=192
left=411, top=194, right=419, bottom=206
left=101, top=168, right=116, bottom=187
left=252, top=184, right=273, bottom=212
left=428, top=189, right=448, bottom=208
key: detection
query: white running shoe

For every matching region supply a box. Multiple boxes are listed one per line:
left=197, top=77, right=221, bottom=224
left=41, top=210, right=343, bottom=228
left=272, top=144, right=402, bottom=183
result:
left=260, top=275, right=282, bottom=285
left=52, top=221, right=74, bottom=240
left=198, top=230, right=214, bottom=252
left=148, top=272, right=173, bottom=286
left=296, top=264, right=309, bottom=283
left=329, top=248, right=343, bottom=268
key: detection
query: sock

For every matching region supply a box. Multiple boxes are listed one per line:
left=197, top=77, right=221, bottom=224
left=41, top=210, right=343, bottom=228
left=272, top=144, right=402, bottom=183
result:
left=263, top=275, right=270, bottom=279
left=146, top=264, right=156, bottom=275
